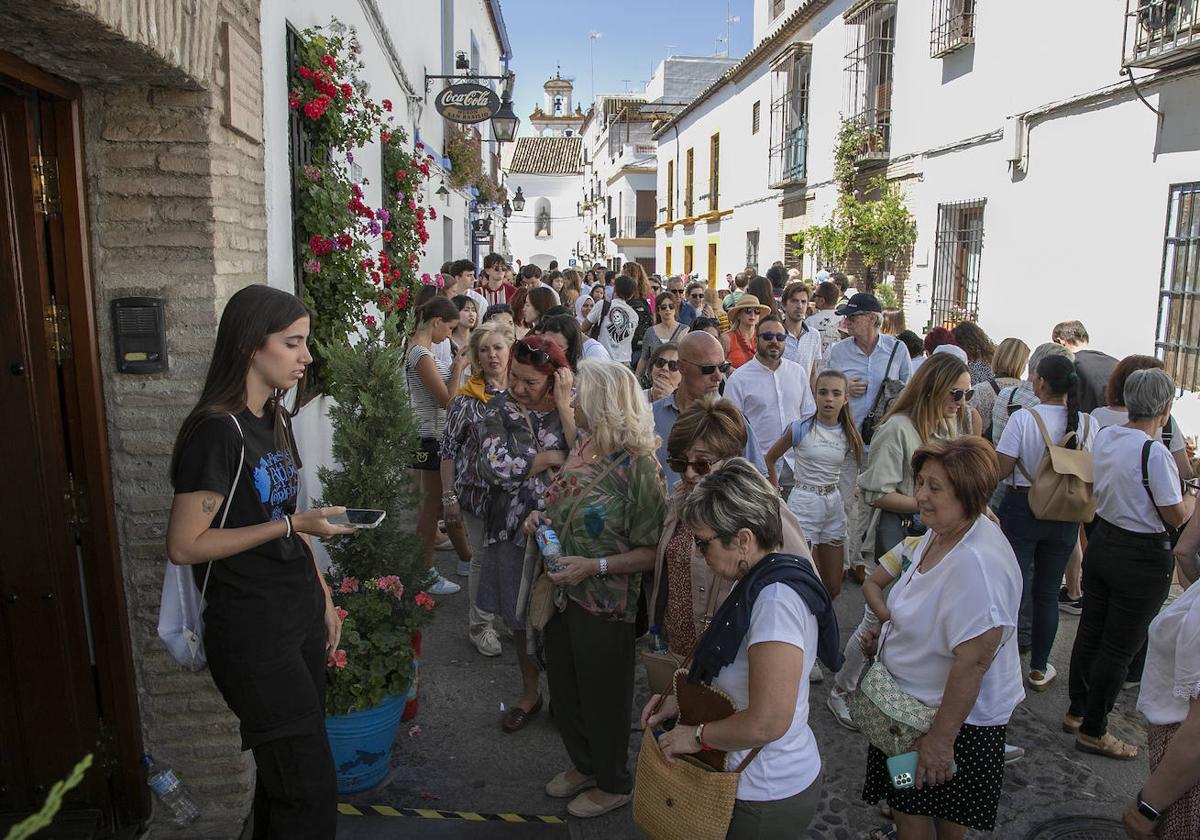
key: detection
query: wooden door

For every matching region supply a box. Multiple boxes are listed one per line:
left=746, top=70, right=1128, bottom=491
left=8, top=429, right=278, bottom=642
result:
left=0, top=92, right=109, bottom=827
left=707, top=242, right=718, bottom=288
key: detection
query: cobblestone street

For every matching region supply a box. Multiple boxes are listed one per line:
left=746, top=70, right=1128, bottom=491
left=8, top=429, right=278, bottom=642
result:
left=337, top=548, right=1144, bottom=839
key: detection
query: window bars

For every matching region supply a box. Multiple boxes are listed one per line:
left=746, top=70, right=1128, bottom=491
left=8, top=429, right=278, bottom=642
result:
left=930, top=199, right=986, bottom=329
left=709, top=134, right=720, bottom=212
left=752, top=100, right=761, bottom=135
left=1156, top=183, right=1200, bottom=391
left=685, top=148, right=695, bottom=218
left=746, top=230, right=760, bottom=273
left=769, top=46, right=811, bottom=187
left=930, top=0, right=975, bottom=58
left=772, top=0, right=787, bottom=20
left=844, top=0, right=896, bottom=158
left=1123, top=0, right=1200, bottom=70
left=287, top=24, right=316, bottom=296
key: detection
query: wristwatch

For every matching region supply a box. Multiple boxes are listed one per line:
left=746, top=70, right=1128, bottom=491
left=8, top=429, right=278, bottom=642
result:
left=1136, top=790, right=1162, bottom=823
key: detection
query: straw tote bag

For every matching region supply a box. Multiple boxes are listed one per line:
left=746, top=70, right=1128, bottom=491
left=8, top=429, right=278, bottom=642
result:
left=632, top=667, right=761, bottom=840
left=157, top=414, right=244, bottom=670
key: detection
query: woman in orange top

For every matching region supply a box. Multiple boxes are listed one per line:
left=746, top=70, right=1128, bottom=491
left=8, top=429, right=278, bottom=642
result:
left=724, top=295, right=770, bottom=369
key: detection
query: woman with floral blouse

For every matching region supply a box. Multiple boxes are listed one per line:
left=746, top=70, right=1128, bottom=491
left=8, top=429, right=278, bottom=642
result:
left=477, top=334, right=575, bottom=733
left=525, top=360, right=667, bottom=820
left=439, top=322, right=511, bottom=658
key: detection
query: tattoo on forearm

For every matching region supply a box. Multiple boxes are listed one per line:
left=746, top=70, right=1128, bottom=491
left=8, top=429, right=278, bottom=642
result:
left=202, top=496, right=216, bottom=514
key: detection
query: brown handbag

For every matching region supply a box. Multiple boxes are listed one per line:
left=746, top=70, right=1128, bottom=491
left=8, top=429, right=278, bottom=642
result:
left=632, top=657, right=761, bottom=840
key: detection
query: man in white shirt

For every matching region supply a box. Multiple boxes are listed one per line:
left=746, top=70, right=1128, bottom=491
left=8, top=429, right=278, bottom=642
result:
left=805, top=280, right=843, bottom=364
left=584, top=274, right=637, bottom=363
left=781, top=281, right=822, bottom=385
left=725, top=314, right=816, bottom=499
left=448, top=258, right=489, bottom=315
left=520, top=264, right=560, bottom=303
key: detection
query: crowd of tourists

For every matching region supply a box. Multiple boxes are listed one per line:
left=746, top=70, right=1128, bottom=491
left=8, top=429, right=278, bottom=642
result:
left=167, top=260, right=1200, bottom=839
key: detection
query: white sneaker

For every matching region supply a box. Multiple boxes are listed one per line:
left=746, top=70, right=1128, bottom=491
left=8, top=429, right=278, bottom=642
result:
left=456, top=559, right=472, bottom=577
left=1004, top=743, right=1025, bottom=764
left=827, top=688, right=858, bottom=731
left=1028, top=662, right=1057, bottom=691
left=473, top=628, right=501, bottom=657
left=428, top=574, right=461, bottom=596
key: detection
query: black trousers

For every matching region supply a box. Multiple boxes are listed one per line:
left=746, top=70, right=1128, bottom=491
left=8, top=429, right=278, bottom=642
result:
left=1067, top=519, right=1173, bottom=739
left=544, top=599, right=636, bottom=794
left=208, top=609, right=336, bottom=840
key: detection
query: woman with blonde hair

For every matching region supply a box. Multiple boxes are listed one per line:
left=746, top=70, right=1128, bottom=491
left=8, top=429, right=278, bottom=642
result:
left=525, top=360, right=668, bottom=819
left=859, top=352, right=981, bottom=560
left=972, top=337, right=1030, bottom=439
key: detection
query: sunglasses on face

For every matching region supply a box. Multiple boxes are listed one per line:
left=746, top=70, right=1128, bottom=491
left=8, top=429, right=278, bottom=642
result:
left=950, top=388, right=976, bottom=402
left=758, top=332, right=787, bottom=342
left=653, top=358, right=679, bottom=371
left=667, top=457, right=716, bottom=476
left=679, top=358, right=732, bottom=376
left=689, top=292, right=705, bottom=300
left=514, top=339, right=552, bottom=368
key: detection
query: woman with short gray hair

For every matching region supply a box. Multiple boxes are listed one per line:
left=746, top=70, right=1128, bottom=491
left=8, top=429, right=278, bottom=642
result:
left=640, top=459, right=843, bottom=838
left=1065, top=368, right=1196, bottom=760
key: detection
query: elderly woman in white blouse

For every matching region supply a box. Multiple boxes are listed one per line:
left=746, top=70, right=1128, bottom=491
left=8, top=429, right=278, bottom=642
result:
left=860, top=437, right=1024, bottom=839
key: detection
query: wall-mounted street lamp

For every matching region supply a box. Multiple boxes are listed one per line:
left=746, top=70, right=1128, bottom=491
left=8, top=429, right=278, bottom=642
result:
left=511, top=186, right=526, bottom=212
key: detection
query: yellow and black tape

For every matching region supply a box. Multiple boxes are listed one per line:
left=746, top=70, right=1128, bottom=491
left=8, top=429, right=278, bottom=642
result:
left=338, top=803, right=565, bottom=824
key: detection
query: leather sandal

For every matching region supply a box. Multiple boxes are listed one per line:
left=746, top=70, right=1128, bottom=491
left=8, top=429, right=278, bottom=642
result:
left=1062, top=713, right=1083, bottom=734
left=501, top=696, right=542, bottom=733
left=1074, top=732, right=1138, bottom=761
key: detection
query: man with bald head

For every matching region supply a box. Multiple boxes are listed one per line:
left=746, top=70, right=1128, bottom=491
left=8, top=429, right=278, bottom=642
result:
left=652, top=331, right=768, bottom=491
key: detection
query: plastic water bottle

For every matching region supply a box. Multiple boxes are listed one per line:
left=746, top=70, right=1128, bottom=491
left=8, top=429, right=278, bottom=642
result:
left=143, top=755, right=200, bottom=826
left=535, top=525, right=563, bottom=573
left=649, top=625, right=668, bottom=653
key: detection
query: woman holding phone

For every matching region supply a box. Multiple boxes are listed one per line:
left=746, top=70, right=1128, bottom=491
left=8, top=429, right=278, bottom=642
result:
left=166, top=285, right=354, bottom=839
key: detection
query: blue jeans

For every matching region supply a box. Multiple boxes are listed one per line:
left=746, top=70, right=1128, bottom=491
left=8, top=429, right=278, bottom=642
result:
left=999, top=490, right=1077, bottom=672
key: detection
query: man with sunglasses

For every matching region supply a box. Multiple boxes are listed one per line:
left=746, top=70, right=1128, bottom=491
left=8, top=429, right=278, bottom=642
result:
left=680, top=281, right=707, bottom=327
left=651, top=331, right=768, bottom=492
left=725, top=314, right=816, bottom=500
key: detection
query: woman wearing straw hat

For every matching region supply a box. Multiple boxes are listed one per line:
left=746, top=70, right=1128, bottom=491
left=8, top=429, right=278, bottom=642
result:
left=726, top=295, right=772, bottom=370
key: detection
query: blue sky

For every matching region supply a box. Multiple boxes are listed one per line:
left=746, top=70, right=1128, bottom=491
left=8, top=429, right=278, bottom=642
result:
left=501, top=0, right=755, bottom=135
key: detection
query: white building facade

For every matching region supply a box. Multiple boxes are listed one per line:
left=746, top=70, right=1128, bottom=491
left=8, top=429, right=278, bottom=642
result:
left=656, top=0, right=1200, bottom=392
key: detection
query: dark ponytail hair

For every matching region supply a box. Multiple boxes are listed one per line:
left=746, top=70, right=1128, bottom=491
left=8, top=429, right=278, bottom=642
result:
left=1037, top=353, right=1081, bottom=449
left=415, top=295, right=460, bottom=328
left=171, top=285, right=312, bottom=484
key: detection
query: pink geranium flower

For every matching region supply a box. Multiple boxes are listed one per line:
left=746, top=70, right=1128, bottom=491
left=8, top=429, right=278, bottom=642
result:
left=327, top=649, right=347, bottom=669
left=339, top=576, right=359, bottom=594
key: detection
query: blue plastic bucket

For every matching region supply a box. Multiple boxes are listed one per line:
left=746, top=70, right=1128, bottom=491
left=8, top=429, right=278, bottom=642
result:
left=325, top=692, right=406, bottom=793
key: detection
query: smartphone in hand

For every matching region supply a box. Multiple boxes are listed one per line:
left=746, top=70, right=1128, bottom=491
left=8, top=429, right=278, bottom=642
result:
left=327, top=509, right=387, bottom=529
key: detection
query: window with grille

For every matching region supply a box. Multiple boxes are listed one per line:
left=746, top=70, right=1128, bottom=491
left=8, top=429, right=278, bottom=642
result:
left=286, top=24, right=317, bottom=296
left=930, top=199, right=985, bottom=328
left=746, top=230, right=760, bottom=272
left=752, top=100, right=761, bottom=134
left=769, top=44, right=811, bottom=187
left=930, top=0, right=975, bottom=58
left=844, top=0, right=895, bottom=159
left=1155, top=182, right=1200, bottom=390
left=772, top=0, right=787, bottom=20
left=685, top=148, right=695, bottom=217
left=709, top=134, right=720, bottom=212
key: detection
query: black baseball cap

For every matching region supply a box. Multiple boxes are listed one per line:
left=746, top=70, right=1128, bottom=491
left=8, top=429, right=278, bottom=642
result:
left=836, top=292, right=882, bottom=316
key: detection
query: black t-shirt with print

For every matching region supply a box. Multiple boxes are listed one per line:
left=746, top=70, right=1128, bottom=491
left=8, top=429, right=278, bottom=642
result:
left=173, top=408, right=321, bottom=647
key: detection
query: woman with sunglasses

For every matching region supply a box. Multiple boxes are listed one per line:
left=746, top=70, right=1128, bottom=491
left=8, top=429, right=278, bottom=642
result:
left=526, top=360, right=667, bottom=819
left=477, top=335, right=575, bottom=732
left=635, top=292, right=689, bottom=379
left=858, top=353, right=978, bottom=564
left=642, top=342, right=681, bottom=403
left=649, top=398, right=812, bottom=669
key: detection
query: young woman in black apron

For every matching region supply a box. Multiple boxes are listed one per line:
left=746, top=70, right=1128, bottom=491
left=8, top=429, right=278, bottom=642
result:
left=166, top=285, right=353, bottom=838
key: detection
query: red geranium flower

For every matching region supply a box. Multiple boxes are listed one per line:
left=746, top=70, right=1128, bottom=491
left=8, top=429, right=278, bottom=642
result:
left=414, top=591, right=435, bottom=611
left=321, top=54, right=337, bottom=70
left=298, top=66, right=313, bottom=79
left=340, top=83, right=353, bottom=99
left=288, top=91, right=301, bottom=110
left=327, top=649, right=347, bottom=669
left=383, top=230, right=393, bottom=242
left=382, top=99, right=393, bottom=112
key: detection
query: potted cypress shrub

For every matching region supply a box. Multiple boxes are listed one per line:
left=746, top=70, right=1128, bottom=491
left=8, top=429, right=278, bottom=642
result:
left=316, top=317, right=437, bottom=793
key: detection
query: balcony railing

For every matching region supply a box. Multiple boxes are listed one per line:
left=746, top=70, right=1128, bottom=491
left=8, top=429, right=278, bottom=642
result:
left=619, top=215, right=656, bottom=238
left=1124, top=0, right=1200, bottom=69
left=930, top=0, right=975, bottom=58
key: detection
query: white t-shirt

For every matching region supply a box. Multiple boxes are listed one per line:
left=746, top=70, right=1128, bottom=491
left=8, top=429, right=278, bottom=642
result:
left=581, top=337, right=612, bottom=361
left=790, top=419, right=849, bottom=487
left=996, top=404, right=1096, bottom=488
left=1138, top=582, right=1200, bottom=725
left=880, top=517, right=1025, bottom=726
left=710, top=583, right=821, bottom=801
left=585, top=297, right=637, bottom=362
left=1091, top=406, right=1187, bottom=453
left=464, top=287, right=489, bottom=317
left=804, top=311, right=842, bottom=359
left=1093, top=425, right=1182, bottom=533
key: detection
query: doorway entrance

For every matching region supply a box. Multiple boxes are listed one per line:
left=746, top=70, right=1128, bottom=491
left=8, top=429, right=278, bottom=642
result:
left=0, top=56, right=145, bottom=835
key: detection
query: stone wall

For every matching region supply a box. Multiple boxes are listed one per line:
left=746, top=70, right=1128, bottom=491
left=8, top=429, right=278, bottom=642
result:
left=0, top=0, right=267, bottom=836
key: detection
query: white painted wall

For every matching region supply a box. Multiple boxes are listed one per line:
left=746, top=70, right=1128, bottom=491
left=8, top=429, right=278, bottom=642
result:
left=504, top=172, right=586, bottom=267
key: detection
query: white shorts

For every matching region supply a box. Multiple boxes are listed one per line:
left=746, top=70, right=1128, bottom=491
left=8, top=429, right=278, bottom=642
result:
left=787, top=488, right=846, bottom=546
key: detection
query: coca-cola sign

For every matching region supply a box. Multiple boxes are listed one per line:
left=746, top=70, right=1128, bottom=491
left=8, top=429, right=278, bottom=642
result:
left=434, top=82, right=501, bottom=124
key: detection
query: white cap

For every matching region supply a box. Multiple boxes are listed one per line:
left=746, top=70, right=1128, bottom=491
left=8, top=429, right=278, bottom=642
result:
left=933, top=344, right=969, bottom=363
